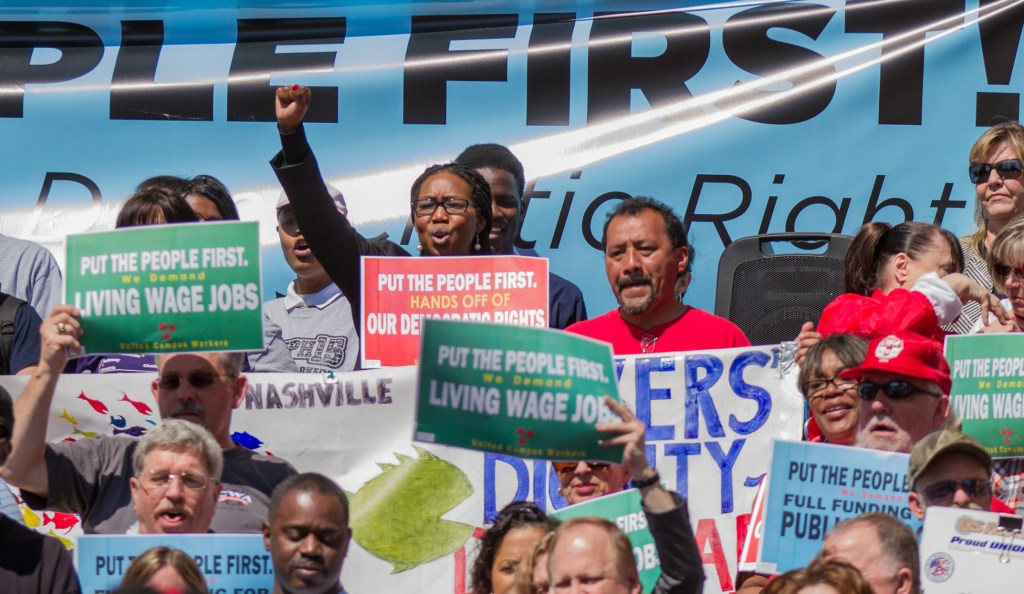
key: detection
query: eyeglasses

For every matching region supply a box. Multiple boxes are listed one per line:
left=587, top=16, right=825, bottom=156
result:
left=920, top=478, right=992, bottom=502
left=552, top=461, right=612, bottom=475
left=413, top=197, right=471, bottom=217
left=156, top=372, right=235, bottom=390
left=969, top=159, right=1023, bottom=184
left=802, top=375, right=857, bottom=400
left=277, top=209, right=300, bottom=237
left=992, top=262, right=1024, bottom=280
left=857, top=380, right=941, bottom=401
left=140, top=469, right=211, bottom=493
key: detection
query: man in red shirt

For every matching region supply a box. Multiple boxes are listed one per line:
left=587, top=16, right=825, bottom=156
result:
left=566, top=197, right=749, bottom=354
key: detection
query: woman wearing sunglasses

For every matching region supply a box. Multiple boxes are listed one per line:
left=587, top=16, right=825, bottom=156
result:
left=271, top=85, right=493, bottom=352
left=947, top=122, right=1024, bottom=334
left=972, top=214, right=1024, bottom=333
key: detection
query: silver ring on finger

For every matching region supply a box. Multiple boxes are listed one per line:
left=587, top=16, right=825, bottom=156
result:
left=57, top=322, right=67, bottom=335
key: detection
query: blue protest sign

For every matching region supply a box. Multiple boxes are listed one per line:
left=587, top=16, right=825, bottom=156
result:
left=75, top=533, right=273, bottom=594
left=760, top=440, right=920, bottom=573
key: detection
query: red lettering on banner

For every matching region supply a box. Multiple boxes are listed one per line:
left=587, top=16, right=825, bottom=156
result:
left=695, top=518, right=734, bottom=592
left=453, top=526, right=487, bottom=594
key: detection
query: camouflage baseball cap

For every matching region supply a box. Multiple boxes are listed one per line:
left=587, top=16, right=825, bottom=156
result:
left=909, top=428, right=991, bottom=490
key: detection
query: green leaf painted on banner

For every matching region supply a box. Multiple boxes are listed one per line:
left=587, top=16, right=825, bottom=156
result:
left=347, top=446, right=474, bottom=573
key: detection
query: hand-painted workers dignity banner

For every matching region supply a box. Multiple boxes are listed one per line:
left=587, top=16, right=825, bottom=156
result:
left=6, top=1, right=1022, bottom=323
left=65, top=221, right=263, bottom=354
left=2, top=343, right=802, bottom=594
left=361, top=256, right=548, bottom=367
left=76, top=534, right=272, bottom=593
left=415, top=319, right=621, bottom=462
left=760, top=441, right=920, bottom=573
left=551, top=489, right=661, bottom=593
left=946, top=335, right=1024, bottom=457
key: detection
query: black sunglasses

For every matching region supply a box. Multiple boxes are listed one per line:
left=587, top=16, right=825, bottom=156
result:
left=920, top=478, right=991, bottom=502
left=552, top=461, right=612, bottom=475
left=156, top=372, right=235, bottom=390
left=969, top=158, right=1023, bottom=184
left=857, top=380, right=940, bottom=401
left=992, top=262, right=1024, bottom=279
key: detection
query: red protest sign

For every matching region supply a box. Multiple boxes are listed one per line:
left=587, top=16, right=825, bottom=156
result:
left=360, top=255, right=549, bottom=367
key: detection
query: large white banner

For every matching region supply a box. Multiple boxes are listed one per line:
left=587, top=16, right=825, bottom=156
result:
left=2, top=344, right=802, bottom=594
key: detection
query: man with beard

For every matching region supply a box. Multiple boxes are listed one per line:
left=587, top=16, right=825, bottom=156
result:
left=565, top=196, right=748, bottom=354
left=838, top=332, right=951, bottom=454
left=2, top=305, right=297, bottom=533
left=264, top=473, right=351, bottom=594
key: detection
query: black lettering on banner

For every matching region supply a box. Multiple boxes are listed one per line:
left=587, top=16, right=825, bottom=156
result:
left=111, top=21, right=214, bottom=121
left=518, top=180, right=551, bottom=250
left=587, top=11, right=710, bottom=123
left=227, top=18, right=345, bottom=122
left=930, top=182, right=966, bottom=226
left=0, top=21, right=103, bottom=118
left=36, top=172, right=102, bottom=206
left=403, top=14, right=518, bottom=125
left=549, top=170, right=581, bottom=250
left=977, top=0, right=1024, bottom=125
left=721, top=3, right=837, bottom=124
left=526, top=13, right=575, bottom=125
left=581, top=191, right=631, bottom=250
left=861, top=174, right=912, bottom=223
left=758, top=174, right=786, bottom=234
left=785, top=195, right=851, bottom=233
left=683, top=174, right=752, bottom=247
left=845, top=0, right=963, bottom=125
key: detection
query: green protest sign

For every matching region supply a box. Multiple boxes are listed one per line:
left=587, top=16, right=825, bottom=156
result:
left=415, top=318, right=622, bottom=462
left=946, top=334, right=1024, bottom=457
left=551, top=489, right=660, bottom=593
left=65, top=221, right=263, bottom=354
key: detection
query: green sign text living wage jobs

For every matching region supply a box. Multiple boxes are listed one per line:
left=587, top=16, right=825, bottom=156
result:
left=416, top=319, right=622, bottom=462
left=65, top=221, right=263, bottom=354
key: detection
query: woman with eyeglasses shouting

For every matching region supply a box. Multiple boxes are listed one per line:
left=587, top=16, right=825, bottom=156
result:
left=946, top=122, right=1024, bottom=334
left=271, top=85, right=493, bottom=352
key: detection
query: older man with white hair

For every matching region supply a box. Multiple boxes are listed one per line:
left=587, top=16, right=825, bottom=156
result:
left=129, top=419, right=223, bottom=534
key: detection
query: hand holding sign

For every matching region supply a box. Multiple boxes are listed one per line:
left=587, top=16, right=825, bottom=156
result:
left=40, top=305, right=84, bottom=373
left=598, top=396, right=676, bottom=512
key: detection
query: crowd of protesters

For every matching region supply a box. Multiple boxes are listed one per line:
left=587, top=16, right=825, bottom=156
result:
left=0, top=87, right=1022, bottom=594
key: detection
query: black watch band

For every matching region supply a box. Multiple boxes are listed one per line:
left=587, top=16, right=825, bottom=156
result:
left=633, top=470, right=660, bottom=489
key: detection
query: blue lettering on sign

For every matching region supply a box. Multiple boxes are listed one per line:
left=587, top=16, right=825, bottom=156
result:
left=728, top=350, right=772, bottom=435
left=635, top=356, right=676, bottom=441
left=706, top=439, right=745, bottom=513
left=663, top=442, right=701, bottom=500
left=484, top=454, right=568, bottom=522
left=484, top=454, right=529, bottom=523
left=684, top=354, right=725, bottom=439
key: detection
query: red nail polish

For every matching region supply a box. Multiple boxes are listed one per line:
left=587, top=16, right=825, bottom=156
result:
left=291, top=84, right=298, bottom=91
